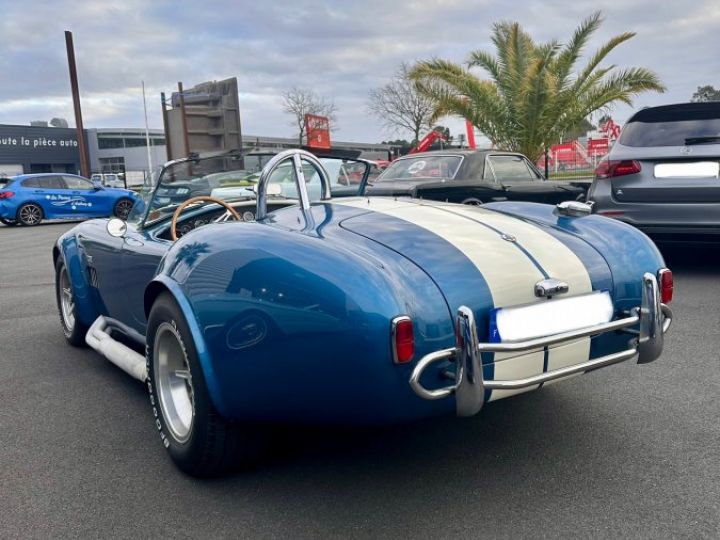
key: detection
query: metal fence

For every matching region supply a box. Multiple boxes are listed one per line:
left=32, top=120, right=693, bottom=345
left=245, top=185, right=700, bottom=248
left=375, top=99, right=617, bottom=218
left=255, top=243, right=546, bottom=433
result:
left=539, top=138, right=612, bottom=180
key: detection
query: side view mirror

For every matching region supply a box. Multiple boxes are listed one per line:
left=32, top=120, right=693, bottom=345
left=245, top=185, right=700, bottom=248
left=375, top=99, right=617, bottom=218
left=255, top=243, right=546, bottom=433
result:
left=107, top=217, right=127, bottom=238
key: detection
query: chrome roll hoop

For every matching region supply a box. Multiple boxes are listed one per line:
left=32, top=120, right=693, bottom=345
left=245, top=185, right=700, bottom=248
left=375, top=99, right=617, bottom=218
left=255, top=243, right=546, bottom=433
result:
left=256, top=149, right=332, bottom=220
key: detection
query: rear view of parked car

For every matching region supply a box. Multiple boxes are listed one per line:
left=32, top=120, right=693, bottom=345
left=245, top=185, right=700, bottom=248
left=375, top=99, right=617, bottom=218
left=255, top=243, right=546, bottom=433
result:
left=588, top=102, right=720, bottom=240
left=0, top=173, right=137, bottom=226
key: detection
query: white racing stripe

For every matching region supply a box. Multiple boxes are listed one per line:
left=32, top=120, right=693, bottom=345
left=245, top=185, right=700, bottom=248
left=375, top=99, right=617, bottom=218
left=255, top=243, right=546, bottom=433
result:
left=335, top=198, right=594, bottom=400
left=438, top=205, right=593, bottom=396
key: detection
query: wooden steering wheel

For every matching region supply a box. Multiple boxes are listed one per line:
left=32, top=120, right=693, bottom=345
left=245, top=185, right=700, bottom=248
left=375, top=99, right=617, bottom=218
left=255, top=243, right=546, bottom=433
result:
left=170, top=196, right=241, bottom=241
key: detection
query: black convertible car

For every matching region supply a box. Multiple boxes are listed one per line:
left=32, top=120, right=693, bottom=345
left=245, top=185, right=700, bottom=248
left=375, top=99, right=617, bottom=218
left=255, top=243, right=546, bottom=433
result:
left=366, top=150, right=585, bottom=205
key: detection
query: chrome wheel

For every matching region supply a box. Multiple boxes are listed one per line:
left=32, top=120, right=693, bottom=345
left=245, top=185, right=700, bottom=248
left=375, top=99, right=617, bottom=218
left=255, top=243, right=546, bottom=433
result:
left=154, top=322, right=194, bottom=443
left=59, top=267, right=76, bottom=331
left=114, top=199, right=133, bottom=220
left=19, top=204, right=42, bottom=225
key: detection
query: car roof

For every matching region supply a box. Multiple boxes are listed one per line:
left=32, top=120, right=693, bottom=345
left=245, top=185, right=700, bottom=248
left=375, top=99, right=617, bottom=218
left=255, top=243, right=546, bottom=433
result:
left=392, top=149, right=523, bottom=159
left=628, top=101, right=720, bottom=123
left=14, top=173, right=86, bottom=180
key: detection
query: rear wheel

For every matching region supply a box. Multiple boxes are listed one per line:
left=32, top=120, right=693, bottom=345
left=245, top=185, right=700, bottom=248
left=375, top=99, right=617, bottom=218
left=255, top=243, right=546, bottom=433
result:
left=113, top=198, right=134, bottom=220
left=146, top=293, right=267, bottom=477
left=55, top=258, right=89, bottom=346
left=17, top=203, right=43, bottom=226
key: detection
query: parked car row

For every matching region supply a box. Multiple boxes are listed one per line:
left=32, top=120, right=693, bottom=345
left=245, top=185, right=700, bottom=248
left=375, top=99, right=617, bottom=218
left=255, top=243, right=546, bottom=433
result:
left=4, top=101, right=718, bottom=238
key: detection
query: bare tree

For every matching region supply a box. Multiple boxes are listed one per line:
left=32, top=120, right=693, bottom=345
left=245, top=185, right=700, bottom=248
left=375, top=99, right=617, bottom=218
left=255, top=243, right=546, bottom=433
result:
left=282, top=87, right=338, bottom=145
left=368, top=62, right=435, bottom=144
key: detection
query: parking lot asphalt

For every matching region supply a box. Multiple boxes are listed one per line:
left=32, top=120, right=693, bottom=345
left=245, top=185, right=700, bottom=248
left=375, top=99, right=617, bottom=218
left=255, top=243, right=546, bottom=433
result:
left=0, top=222, right=718, bottom=539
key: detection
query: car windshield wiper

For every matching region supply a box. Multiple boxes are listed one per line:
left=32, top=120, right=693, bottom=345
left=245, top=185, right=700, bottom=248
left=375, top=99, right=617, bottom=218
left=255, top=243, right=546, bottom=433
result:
left=684, top=136, right=720, bottom=145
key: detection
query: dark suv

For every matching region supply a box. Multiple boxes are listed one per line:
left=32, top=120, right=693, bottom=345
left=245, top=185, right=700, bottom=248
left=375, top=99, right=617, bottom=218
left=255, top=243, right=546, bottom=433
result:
left=588, top=102, right=720, bottom=240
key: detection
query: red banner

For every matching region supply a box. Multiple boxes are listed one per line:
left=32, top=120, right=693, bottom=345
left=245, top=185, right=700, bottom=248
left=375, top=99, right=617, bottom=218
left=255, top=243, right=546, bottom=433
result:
left=304, top=114, right=331, bottom=149
left=465, top=120, right=476, bottom=149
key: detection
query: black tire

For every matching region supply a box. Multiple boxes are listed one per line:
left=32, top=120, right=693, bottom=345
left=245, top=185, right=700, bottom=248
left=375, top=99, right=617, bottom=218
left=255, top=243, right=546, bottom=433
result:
left=55, top=258, right=89, bottom=346
left=17, top=203, right=43, bottom=226
left=462, top=198, right=483, bottom=206
left=0, top=217, right=18, bottom=226
left=113, top=198, right=134, bottom=220
left=146, top=292, right=266, bottom=477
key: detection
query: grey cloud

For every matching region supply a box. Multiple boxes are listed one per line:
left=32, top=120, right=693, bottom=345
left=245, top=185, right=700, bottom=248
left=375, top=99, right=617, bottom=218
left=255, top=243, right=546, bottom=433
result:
left=0, top=0, right=717, bottom=141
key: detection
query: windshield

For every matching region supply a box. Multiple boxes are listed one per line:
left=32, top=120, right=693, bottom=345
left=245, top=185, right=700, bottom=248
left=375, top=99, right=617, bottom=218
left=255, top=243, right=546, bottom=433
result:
left=619, top=104, right=720, bottom=147
left=376, top=155, right=462, bottom=182
left=127, top=153, right=367, bottom=226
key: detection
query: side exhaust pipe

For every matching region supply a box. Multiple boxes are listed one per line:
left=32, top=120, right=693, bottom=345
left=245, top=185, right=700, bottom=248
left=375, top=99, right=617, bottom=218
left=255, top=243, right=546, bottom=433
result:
left=85, top=316, right=147, bottom=381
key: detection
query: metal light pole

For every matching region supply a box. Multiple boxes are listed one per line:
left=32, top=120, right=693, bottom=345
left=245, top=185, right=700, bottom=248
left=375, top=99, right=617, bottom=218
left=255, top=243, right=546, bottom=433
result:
left=177, top=82, right=190, bottom=157
left=64, top=31, right=91, bottom=178
left=142, top=81, right=153, bottom=187
left=160, top=92, right=172, bottom=161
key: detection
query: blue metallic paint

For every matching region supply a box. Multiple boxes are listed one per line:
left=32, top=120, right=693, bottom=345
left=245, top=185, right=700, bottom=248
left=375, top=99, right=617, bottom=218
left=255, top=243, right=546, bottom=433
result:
left=54, top=198, right=667, bottom=425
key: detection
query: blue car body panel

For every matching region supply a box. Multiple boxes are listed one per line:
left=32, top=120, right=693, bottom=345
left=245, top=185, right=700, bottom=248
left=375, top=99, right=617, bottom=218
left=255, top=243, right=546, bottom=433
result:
left=0, top=173, right=136, bottom=222
left=54, top=196, right=667, bottom=425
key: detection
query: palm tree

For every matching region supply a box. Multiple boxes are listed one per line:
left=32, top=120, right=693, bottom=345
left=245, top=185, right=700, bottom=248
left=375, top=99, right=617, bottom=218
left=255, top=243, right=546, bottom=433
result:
left=409, top=12, right=665, bottom=161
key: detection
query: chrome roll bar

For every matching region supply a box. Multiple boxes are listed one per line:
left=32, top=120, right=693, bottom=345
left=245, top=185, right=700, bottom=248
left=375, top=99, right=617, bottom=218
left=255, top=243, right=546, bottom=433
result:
left=409, top=273, right=673, bottom=417
left=256, top=149, right=332, bottom=220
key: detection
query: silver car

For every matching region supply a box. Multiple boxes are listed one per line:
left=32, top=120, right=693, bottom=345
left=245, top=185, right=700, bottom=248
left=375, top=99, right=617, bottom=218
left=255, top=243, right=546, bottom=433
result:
left=588, top=102, right=720, bottom=240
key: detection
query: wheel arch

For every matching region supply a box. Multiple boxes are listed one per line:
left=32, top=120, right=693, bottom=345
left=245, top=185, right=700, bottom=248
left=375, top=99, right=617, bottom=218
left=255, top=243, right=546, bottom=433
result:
left=145, top=275, right=230, bottom=419
left=54, top=234, right=100, bottom=327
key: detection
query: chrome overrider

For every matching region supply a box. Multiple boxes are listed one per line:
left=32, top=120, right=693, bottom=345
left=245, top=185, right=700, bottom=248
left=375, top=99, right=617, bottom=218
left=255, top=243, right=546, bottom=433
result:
left=409, top=273, right=673, bottom=417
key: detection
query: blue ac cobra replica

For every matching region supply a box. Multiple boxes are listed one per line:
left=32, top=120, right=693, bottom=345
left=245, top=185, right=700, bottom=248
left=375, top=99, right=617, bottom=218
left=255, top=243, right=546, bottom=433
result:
left=54, top=149, right=673, bottom=476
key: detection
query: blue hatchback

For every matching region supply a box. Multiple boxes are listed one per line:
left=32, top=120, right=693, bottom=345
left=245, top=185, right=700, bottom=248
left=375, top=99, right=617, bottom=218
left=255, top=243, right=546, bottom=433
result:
left=0, top=173, right=138, bottom=226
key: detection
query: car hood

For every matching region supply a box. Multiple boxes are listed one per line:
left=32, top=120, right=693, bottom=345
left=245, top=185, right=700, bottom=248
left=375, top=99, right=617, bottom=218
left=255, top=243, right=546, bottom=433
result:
left=333, top=197, right=613, bottom=314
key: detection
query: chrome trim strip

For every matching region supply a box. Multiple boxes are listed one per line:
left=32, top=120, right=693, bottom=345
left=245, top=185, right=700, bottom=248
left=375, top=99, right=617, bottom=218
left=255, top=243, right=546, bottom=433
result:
left=256, top=149, right=332, bottom=220
left=390, top=315, right=412, bottom=364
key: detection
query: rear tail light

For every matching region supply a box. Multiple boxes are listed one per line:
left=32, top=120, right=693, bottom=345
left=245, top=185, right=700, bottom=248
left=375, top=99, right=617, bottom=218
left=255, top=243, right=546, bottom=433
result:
left=594, top=160, right=642, bottom=179
left=391, top=316, right=414, bottom=364
left=659, top=269, right=673, bottom=304
left=0, top=191, right=14, bottom=199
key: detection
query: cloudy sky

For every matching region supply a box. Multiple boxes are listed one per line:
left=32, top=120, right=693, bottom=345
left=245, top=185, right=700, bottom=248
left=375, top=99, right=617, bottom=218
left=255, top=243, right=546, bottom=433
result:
left=1, top=0, right=718, bottom=143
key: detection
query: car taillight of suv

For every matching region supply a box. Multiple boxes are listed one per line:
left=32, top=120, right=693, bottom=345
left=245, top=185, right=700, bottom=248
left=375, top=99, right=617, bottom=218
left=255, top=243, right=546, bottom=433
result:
left=594, top=160, right=642, bottom=179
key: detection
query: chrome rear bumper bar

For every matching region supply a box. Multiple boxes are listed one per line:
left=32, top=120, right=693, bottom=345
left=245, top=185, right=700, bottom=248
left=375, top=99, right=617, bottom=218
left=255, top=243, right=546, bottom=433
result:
left=409, top=273, right=673, bottom=417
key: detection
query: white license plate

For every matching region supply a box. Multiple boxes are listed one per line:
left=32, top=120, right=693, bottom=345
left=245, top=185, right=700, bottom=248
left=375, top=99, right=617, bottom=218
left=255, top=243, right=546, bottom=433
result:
left=156, top=197, right=170, bottom=205
left=490, top=292, right=613, bottom=343
left=654, top=162, right=719, bottom=178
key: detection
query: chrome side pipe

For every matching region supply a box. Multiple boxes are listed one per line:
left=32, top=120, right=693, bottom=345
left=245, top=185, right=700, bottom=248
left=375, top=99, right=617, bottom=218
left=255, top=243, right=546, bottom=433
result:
left=409, top=273, right=673, bottom=416
left=85, top=316, right=147, bottom=381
